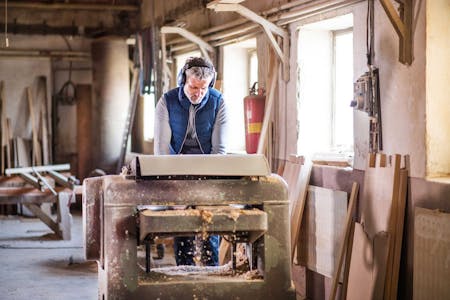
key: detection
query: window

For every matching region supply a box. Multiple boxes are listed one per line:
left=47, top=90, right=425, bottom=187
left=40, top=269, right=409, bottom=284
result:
left=143, top=93, right=155, bottom=140
left=223, top=38, right=257, bottom=153
left=297, top=14, right=354, bottom=158
left=249, top=50, right=258, bottom=88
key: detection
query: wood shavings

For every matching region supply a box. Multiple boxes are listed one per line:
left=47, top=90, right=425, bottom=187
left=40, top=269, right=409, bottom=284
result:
left=200, top=210, right=213, bottom=224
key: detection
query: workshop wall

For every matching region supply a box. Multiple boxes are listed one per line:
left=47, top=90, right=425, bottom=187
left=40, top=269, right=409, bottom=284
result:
left=0, top=56, right=51, bottom=139
left=0, top=34, right=92, bottom=171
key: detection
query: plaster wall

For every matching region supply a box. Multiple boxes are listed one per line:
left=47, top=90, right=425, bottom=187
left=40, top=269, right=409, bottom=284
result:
left=0, top=57, right=51, bottom=139
left=282, top=2, right=427, bottom=177
left=370, top=0, right=426, bottom=178
left=0, top=34, right=92, bottom=167
left=426, top=0, right=450, bottom=177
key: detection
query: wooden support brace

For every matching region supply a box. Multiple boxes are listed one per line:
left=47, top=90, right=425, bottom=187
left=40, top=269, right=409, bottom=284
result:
left=24, top=203, right=61, bottom=236
left=207, top=1, right=290, bottom=81
left=379, top=0, right=413, bottom=64
left=160, top=26, right=214, bottom=90
left=161, top=26, right=214, bottom=62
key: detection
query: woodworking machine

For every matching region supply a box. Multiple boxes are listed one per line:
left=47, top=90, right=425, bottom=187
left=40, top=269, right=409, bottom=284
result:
left=83, top=154, right=295, bottom=300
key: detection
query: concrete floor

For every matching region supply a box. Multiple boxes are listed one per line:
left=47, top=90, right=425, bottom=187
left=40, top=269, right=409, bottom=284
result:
left=0, top=208, right=304, bottom=300
left=0, top=209, right=98, bottom=300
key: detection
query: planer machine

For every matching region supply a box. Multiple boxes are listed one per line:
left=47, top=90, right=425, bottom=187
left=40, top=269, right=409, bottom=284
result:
left=83, top=154, right=295, bottom=299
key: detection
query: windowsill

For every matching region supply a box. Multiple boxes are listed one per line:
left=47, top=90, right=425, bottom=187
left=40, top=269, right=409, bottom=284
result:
left=309, top=152, right=354, bottom=168
left=426, top=176, right=450, bottom=184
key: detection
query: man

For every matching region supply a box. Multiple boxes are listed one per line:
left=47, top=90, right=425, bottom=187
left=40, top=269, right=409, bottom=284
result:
left=154, top=57, right=228, bottom=266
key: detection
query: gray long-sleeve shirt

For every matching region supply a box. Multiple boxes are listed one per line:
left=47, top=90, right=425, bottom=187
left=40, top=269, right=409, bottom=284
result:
left=153, top=94, right=229, bottom=155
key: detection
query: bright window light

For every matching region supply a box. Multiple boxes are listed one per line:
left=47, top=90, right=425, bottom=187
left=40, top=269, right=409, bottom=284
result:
left=143, top=93, right=155, bottom=140
left=297, top=14, right=354, bottom=157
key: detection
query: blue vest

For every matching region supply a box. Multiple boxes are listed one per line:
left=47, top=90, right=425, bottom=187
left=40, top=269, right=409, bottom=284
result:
left=164, top=87, right=223, bottom=154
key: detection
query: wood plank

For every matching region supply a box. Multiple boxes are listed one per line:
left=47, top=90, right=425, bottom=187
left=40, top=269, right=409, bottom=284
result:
left=27, top=87, right=42, bottom=166
left=257, top=52, right=278, bottom=155
left=0, top=80, right=4, bottom=174
left=219, top=238, right=232, bottom=265
left=37, top=76, right=50, bottom=165
left=5, top=118, right=12, bottom=169
left=290, top=158, right=312, bottom=262
left=297, top=185, right=348, bottom=277
left=341, top=222, right=354, bottom=300
left=413, top=207, right=450, bottom=300
left=56, top=191, right=73, bottom=240
left=282, top=154, right=303, bottom=216
left=24, top=203, right=60, bottom=235
left=387, top=168, right=408, bottom=299
left=345, top=222, right=390, bottom=300
left=15, top=137, right=31, bottom=167
left=383, top=154, right=402, bottom=300
left=360, top=153, right=401, bottom=238
left=329, top=182, right=359, bottom=300
left=0, top=186, right=66, bottom=197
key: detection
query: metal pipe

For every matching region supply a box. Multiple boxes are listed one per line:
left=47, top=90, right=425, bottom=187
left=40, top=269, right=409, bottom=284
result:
left=167, top=0, right=308, bottom=45
left=4, top=1, right=139, bottom=11
left=277, top=0, right=364, bottom=25
left=33, top=170, right=58, bottom=196
left=18, top=173, right=41, bottom=190
left=6, top=164, right=71, bottom=175
left=0, top=48, right=90, bottom=59
left=47, top=170, right=75, bottom=189
left=169, top=22, right=259, bottom=51
left=211, top=30, right=260, bottom=47
left=169, top=0, right=362, bottom=55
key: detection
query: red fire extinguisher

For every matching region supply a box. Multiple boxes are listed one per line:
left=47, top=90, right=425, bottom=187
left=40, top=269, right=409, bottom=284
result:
left=244, top=82, right=265, bottom=154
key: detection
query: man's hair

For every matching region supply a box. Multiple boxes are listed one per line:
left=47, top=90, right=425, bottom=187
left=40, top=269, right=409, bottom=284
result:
left=185, top=65, right=215, bottom=81
left=177, top=57, right=216, bottom=87
left=184, top=57, right=215, bottom=82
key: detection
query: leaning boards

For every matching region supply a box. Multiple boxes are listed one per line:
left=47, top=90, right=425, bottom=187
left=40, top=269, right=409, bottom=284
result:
left=346, top=153, right=408, bottom=300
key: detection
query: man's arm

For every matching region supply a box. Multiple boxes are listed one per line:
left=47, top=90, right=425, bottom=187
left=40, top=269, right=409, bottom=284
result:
left=211, top=98, right=229, bottom=154
left=153, top=96, right=172, bottom=155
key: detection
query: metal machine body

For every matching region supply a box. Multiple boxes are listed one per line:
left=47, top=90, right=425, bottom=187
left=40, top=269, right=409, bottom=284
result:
left=83, top=155, right=295, bottom=300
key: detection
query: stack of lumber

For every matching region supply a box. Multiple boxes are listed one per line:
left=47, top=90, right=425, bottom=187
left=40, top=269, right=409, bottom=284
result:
left=298, top=185, right=348, bottom=277
left=0, top=77, right=51, bottom=174
left=345, top=153, right=408, bottom=300
left=282, top=154, right=359, bottom=300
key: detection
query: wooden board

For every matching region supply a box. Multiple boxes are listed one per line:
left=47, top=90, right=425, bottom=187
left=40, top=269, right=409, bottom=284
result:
left=297, top=185, right=348, bottom=277
left=27, top=87, right=42, bottom=166
left=346, top=153, right=408, bottom=300
left=385, top=168, right=408, bottom=299
left=36, top=76, right=50, bottom=165
left=15, top=137, right=31, bottom=167
left=290, top=158, right=312, bottom=261
left=282, top=154, right=303, bottom=215
left=329, top=182, right=359, bottom=300
left=0, top=80, right=3, bottom=173
left=346, top=222, right=390, bottom=300
left=360, top=153, right=402, bottom=238
left=413, top=207, right=450, bottom=300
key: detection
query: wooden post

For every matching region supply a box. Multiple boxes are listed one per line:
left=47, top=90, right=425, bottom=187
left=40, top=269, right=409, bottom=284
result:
left=76, top=84, right=93, bottom=181
left=257, top=53, right=278, bottom=155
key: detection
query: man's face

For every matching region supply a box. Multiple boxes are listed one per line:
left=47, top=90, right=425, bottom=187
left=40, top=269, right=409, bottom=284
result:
left=183, top=76, right=212, bottom=105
